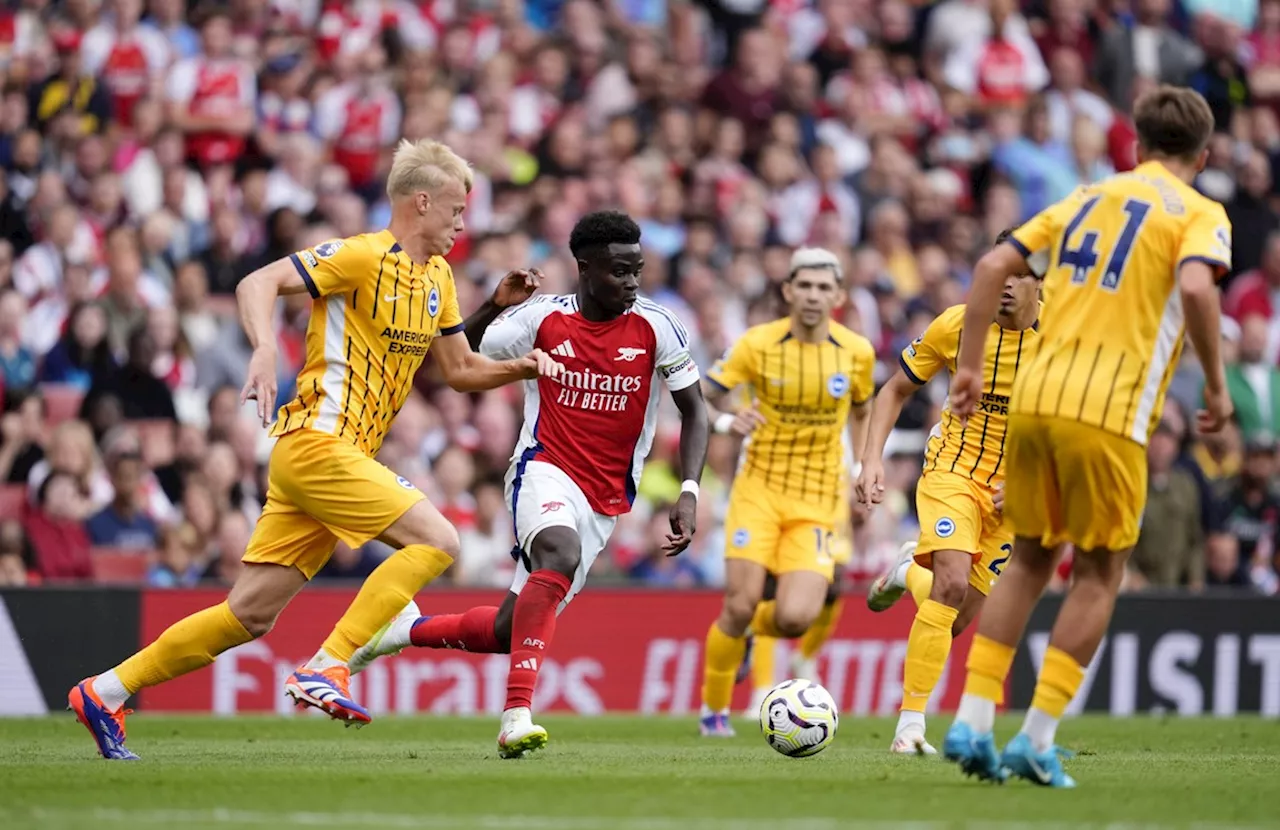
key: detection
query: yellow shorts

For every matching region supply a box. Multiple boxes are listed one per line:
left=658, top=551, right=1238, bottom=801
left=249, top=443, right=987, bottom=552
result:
left=243, top=429, right=425, bottom=579
left=830, top=482, right=853, bottom=567
left=724, top=474, right=836, bottom=580
left=915, top=470, right=1011, bottom=596
left=1004, top=414, right=1147, bottom=551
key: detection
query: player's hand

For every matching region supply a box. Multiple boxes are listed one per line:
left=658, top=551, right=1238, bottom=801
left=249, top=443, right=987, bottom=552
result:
left=992, top=482, right=1005, bottom=517
left=241, top=347, right=278, bottom=427
left=1197, top=385, right=1233, bottom=435
left=521, top=348, right=565, bottom=381
left=0, top=413, right=21, bottom=446
left=492, top=268, right=542, bottom=308
left=949, top=366, right=982, bottom=425
left=730, top=403, right=767, bottom=437
left=855, top=459, right=886, bottom=507
left=663, top=492, right=697, bottom=556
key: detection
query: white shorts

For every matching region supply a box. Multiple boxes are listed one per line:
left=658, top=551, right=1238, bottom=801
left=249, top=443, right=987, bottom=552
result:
left=505, top=460, right=617, bottom=614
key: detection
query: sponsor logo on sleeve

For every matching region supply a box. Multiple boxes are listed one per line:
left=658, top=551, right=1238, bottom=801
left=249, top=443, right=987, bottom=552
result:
left=315, top=240, right=344, bottom=259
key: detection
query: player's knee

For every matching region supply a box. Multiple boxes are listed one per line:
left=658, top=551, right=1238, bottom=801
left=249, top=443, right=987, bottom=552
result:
left=773, top=607, right=816, bottom=639
left=930, top=568, right=968, bottom=608
left=721, top=593, right=758, bottom=632
left=384, top=502, right=461, bottom=559
left=528, top=526, right=581, bottom=578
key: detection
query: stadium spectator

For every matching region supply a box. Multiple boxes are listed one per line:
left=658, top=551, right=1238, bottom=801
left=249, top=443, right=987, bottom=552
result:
left=1215, top=433, right=1280, bottom=588
left=23, top=470, right=94, bottom=581
left=1131, top=420, right=1206, bottom=590
left=1227, top=314, right=1280, bottom=435
left=86, top=445, right=159, bottom=549
left=82, top=324, right=176, bottom=422
left=203, top=508, right=249, bottom=585
left=0, top=288, right=36, bottom=398
left=0, top=390, right=46, bottom=484
left=1093, top=0, right=1203, bottom=110
left=28, top=419, right=109, bottom=512
left=0, top=519, right=34, bottom=587
left=148, top=521, right=203, bottom=588
left=1205, top=530, right=1254, bottom=588
left=39, top=301, right=117, bottom=390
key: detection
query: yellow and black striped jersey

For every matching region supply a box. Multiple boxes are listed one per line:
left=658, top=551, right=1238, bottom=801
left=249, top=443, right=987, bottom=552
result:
left=271, top=229, right=464, bottom=456
left=708, top=317, right=876, bottom=508
left=1009, top=162, right=1231, bottom=445
left=901, top=304, right=1040, bottom=486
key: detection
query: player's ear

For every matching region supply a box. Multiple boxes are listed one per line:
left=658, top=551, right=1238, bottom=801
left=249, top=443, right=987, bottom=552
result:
left=831, top=280, right=846, bottom=311
left=1194, top=146, right=1209, bottom=173
left=416, top=191, right=431, bottom=215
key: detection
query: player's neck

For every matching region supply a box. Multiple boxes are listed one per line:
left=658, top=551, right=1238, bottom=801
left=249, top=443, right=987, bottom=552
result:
left=1143, top=155, right=1199, bottom=185
left=997, top=305, right=1037, bottom=332
left=789, top=319, right=830, bottom=344
left=576, top=291, right=618, bottom=323
left=385, top=222, right=435, bottom=265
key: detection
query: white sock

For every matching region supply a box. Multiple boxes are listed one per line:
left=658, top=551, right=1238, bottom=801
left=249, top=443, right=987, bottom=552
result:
left=955, top=693, right=996, bottom=734
left=381, top=613, right=416, bottom=654
left=895, top=709, right=926, bottom=736
left=305, top=648, right=346, bottom=671
left=893, top=559, right=913, bottom=589
left=91, top=670, right=130, bottom=712
left=1022, top=707, right=1059, bottom=753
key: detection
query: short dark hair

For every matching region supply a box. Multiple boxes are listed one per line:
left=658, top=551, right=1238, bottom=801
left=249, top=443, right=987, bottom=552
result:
left=995, top=226, right=1019, bottom=247
left=569, top=211, right=641, bottom=259
left=1134, top=85, right=1215, bottom=162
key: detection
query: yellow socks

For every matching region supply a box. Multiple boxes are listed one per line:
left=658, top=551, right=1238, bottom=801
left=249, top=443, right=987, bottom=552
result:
left=906, top=563, right=933, bottom=607
left=954, top=634, right=1017, bottom=733
left=701, top=622, right=747, bottom=712
left=750, top=635, right=777, bottom=694
left=1029, top=646, right=1085, bottom=718
left=797, top=598, right=842, bottom=660
left=962, top=634, right=1017, bottom=705
left=320, top=544, right=453, bottom=663
left=115, top=601, right=252, bottom=693
left=747, top=601, right=785, bottom=638
left=901, top=599, right=959, bottom=713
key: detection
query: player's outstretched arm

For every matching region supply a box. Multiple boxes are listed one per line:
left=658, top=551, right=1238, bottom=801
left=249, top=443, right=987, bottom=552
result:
left=431, top=331, right=563, bottom=392
left=235, top=257, right=314, bottom=426
left=955, top=244, right=1025, bottom=419
left=856, top=370, right=917, bottom=507
left=463, top=269, right=542, bottom=351
left=665, top=383, right=711, bottom=556
left=1180, top=260, right=1233, bottom=433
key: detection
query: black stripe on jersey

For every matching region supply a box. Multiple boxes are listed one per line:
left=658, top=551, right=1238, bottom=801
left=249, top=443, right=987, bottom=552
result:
left=798, top=341, right=814, bottom=502
left=303, top=378, right=319, bottom=429
left=1099, top=353, right=1125, bottom=429
left=280, top=406, right=293, bottom=434
left=929, top=413, right=949, bottom=473
left=392, top=251, right=404, bottom=324
left=339, top=336, right=355, bottom=440
left=968, top=328, right=1006, bottom=477
left=1053, top=339, right=1081, bottom=417
left=1034, top=352, right=1056, bottom=415
left=984, top=330, right=1025, bottom=485
left=1121, top=360, right=1147, bottom=437
left=372, top=249, right=390, bottom=319
left=1077, top=345, right=1103, bottom=421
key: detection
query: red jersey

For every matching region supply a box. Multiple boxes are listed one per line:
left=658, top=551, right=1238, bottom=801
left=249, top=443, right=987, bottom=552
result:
left=480, top=294, right=700, bottom=516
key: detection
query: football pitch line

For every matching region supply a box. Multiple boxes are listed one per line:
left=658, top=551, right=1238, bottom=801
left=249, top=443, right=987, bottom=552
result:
left=10, top=809, right=1273, bottom=830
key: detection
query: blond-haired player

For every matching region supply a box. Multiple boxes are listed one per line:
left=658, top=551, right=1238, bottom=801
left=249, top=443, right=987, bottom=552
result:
left=69, top=139, right=564, bottom=759
left=858, top=227, right=1041, bottom=754
left=699, top=247, right=875, bottom=736
left=944, top=86, right=1232, bottom=787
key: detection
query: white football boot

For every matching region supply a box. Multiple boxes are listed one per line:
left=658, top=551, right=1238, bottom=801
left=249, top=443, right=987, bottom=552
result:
left=866, top=541, right=917, bottom=612
left=349, top=600, right=420, bottom=675
left=498, top=706, right=549, bottom=758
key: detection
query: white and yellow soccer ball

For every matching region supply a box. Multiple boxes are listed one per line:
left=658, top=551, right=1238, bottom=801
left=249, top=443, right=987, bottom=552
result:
left=758, top=678, right=838, bottom=757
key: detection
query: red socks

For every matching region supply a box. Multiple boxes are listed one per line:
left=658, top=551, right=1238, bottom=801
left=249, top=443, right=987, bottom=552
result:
left=505, top=570, right=571, bottom=711
left=410, top=606, right=502, bottom=653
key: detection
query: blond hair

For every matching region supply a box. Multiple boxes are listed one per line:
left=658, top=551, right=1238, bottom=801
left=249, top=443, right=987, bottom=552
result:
left=386, top=138, right=474, bottom=199
left=788, top=247, right=842, bottom=282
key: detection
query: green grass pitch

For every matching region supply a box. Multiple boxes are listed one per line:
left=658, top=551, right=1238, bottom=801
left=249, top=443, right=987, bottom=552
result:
left=1, top=715, right=1278, bottom=829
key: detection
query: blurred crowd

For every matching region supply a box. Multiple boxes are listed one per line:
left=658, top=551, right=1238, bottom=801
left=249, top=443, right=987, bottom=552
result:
left=0, top=0, right=1278, bottom=595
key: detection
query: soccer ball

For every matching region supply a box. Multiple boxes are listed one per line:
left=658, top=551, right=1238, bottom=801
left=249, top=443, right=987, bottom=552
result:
left=758, top=678, right=838, bottom=757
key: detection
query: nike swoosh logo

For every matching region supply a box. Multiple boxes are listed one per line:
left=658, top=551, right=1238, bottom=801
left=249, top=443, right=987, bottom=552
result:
left=1026, top=755, right=1052, bottom=783
left=384, top=294, right=403, bottom=302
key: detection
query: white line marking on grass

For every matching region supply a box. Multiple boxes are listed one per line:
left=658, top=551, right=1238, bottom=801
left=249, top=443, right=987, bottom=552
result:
left=9, top=809, right=1273, bottom=830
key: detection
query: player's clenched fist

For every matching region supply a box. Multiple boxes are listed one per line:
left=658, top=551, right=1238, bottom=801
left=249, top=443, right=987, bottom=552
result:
left=493, top=268, right=543, bottom=308
left=855, top=459, right=886, bottom=507
left=521, top=348, right=564, bottom=380
left=729, top=403, right=767, bottom=437
left=948, top=366, right=982, bottom=423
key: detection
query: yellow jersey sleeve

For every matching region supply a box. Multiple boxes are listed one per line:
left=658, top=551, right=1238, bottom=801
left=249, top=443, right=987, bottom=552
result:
left=849, top=337, right=876, bottom=405
left=1177, top=203, right=1232, bottom=280
left=707, top=334, right=760, bottom=392
left=900, top=306, right=961, bottom=385
left=437, top=261, right=465, bottom=335
left=289, top=237, right=367, bottom=298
